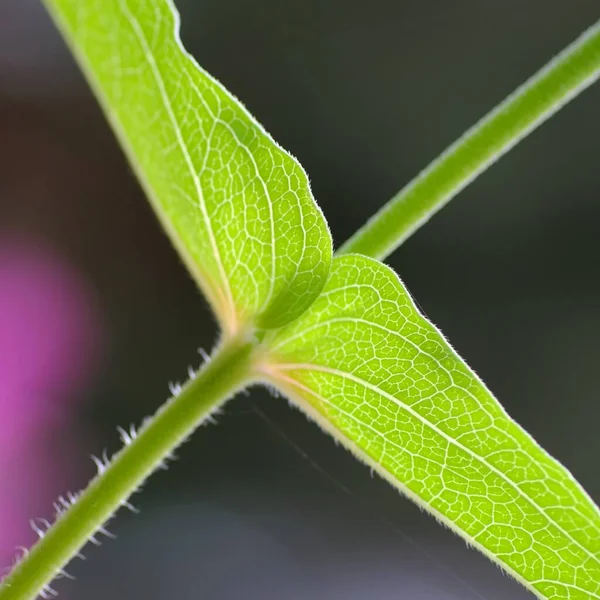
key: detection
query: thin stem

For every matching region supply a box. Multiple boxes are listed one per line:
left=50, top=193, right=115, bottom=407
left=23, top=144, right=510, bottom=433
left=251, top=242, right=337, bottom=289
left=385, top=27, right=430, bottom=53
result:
left=0, top=337, right=256, bottom=600
left=338, top=20, right=600, bottom=260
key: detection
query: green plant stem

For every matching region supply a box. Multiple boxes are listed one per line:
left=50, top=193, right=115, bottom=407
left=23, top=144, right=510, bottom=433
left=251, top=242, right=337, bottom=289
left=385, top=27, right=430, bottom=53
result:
left=338, top=20, right=600, bottom=260
left=0, top=337, right=256, bottom=600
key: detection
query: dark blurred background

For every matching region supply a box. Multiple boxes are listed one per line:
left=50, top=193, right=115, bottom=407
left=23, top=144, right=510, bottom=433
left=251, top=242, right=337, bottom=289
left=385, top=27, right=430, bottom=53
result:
left=1, top=1, right=599, bottom=598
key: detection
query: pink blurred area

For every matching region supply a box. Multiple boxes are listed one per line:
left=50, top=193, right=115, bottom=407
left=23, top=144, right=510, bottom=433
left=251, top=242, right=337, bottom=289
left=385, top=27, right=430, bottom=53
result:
left=0, top=235, right=102, bottom=566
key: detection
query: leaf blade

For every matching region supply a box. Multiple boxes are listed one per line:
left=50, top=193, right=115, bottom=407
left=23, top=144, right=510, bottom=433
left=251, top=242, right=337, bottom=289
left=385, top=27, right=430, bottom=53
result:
left=46, top=0, right=332, bottom=332
left=263, top=254, right=600, bottom=600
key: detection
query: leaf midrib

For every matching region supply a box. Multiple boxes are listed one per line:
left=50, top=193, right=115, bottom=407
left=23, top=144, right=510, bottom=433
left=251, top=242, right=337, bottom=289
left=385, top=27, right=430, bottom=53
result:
left=119, top=0, right=235, bottom=322
left=271, top=361, right=600, bottom=571
left=269, top=370, right=546, bottom=600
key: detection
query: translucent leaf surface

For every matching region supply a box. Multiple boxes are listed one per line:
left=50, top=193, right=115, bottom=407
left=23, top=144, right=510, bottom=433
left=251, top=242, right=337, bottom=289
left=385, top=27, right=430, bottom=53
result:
left=48, top=0, right=331, bottom=332
left=263, top=255, right=600, bottom=600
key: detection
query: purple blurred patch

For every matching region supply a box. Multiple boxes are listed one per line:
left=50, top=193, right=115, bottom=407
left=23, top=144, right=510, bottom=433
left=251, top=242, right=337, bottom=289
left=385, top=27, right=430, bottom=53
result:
left=0, top=236, right=102, bottom=565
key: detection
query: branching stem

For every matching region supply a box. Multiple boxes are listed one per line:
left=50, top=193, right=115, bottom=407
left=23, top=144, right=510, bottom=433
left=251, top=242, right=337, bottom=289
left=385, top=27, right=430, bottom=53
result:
left=338, top=20, right=600, bottom=260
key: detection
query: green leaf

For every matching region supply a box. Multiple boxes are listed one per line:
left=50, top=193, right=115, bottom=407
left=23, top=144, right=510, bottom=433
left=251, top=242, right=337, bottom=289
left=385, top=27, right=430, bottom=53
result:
left=48, top=0, right=331, bottom=332
left=261, top=254, right=600, bottom=600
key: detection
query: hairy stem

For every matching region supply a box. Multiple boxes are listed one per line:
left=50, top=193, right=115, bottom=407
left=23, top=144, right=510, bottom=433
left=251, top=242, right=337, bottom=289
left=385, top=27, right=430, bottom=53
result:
left=0, top=337, right=256, bottom=600
left=338, top=19, right=600, bottom=260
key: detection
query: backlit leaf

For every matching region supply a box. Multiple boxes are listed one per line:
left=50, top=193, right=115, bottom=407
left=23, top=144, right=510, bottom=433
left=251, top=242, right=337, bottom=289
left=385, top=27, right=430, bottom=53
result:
left=48, top=0, right=332, bottom=333
left=262, top=254, right=600, bottom=600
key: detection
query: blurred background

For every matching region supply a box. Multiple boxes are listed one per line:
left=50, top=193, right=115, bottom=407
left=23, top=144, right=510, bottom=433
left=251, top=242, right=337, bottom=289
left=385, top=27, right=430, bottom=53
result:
left=1, top=1, right=599, bottom=598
